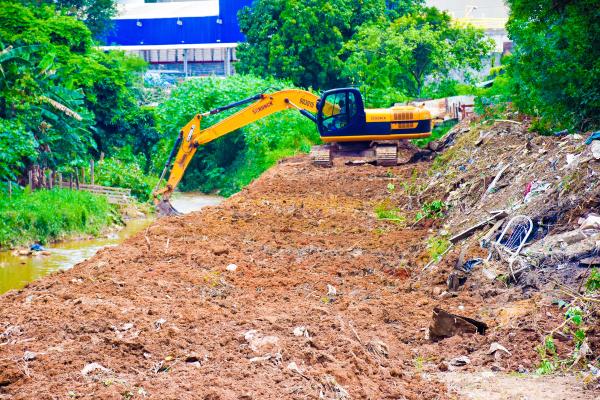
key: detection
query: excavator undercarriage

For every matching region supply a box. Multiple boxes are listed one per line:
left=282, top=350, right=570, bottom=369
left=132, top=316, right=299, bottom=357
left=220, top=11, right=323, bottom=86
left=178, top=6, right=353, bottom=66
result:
left=310, top=141, right=400, bottom=167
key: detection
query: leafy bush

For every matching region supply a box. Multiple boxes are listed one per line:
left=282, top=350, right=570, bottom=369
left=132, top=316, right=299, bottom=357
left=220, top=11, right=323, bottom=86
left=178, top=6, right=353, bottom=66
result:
left=94, top=150, right=158, bottom=201
left=155, top=75, right=320, bottom=196
left=0, top=188, right=118, bottom=249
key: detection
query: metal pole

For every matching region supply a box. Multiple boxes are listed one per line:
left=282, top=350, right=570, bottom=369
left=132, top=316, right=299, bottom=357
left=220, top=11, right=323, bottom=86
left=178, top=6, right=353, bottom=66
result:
left=90, top=159, right=95, bottom=186
left=183, top=48, right=188, bottom=77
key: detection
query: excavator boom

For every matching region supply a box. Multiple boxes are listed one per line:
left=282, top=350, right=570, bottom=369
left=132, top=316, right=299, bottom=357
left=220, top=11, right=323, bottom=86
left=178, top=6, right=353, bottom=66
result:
left=153, top=89, right=320, bottom=214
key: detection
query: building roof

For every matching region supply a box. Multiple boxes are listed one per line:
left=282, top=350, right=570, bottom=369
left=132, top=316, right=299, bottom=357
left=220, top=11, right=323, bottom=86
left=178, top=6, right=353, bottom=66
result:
left=115, top=0, right=219, bottom=20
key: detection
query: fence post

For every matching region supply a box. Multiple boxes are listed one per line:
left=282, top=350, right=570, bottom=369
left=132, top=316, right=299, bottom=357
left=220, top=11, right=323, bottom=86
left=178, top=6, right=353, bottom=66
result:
left=90, top=159, right=94, bottom=186
left=58, top=173, right=62, bottom=189
left=49, top=170, right=53, bottom=190
left=81, top=167, right=85, bottom=185
left=8, top=181, right=11, bottom=198
left=69, top=174, right=73, bottom=190
left=28, top=170, right=33, bottom=190
left=75, top=171, right=80, bottom=190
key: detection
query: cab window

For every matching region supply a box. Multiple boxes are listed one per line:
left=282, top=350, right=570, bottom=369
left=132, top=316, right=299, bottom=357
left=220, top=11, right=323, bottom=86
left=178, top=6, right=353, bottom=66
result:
left=321, top=91, right=358, bottom=132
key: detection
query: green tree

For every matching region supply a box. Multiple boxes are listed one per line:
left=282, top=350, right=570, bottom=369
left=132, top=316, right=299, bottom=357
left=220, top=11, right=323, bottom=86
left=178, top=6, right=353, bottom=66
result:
left=18, top=0, right=117, bottom=38
left=341, top=7, right=493, bottom=104
left=0, top=2, right=146, bottom=181
left=506, top=0, right=600, bottom=130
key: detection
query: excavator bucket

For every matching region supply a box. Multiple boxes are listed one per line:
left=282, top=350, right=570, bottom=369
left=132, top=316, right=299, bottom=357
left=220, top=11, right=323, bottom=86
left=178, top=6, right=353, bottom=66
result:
left=156, top=199, right=182, bottom=217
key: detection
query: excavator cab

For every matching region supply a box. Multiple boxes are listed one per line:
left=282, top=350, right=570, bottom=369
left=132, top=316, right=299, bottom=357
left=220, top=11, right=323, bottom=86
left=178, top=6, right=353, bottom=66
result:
left=317, top=88, right=366, bottom=138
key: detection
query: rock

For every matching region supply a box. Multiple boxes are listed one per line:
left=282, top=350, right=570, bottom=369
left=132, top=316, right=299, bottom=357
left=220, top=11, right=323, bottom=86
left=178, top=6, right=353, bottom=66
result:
left=244, top=330, right=280, bottom=354
left=226, top=263, right=237, bottom=272
left=81, top=362, right=111, bottom=376
left=449, top=356, right=470, bottom=366
left=438, top=362, right=448, bottom=371
left=23, top=351, right=36, bottom=361
left=366, top=339, right=389, bottom=358
left=292, top=326, right=309, bottom=338
left=211, top=246, right=229, bottom=256
left=287, top=361, right=303, bottom=374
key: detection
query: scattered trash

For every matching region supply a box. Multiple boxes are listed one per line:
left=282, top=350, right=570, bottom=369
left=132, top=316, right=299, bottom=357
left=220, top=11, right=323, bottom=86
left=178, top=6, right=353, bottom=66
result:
left=450, top=211, right=507, bottom=244
left=488, top=215, right=533, bottom=275
left=30, top=243, right=45, bottom=252
left=591, top=141, right=600, bottom=159
left=553, top=129, right=569, bottom=137
left=487, top=342, right=511, bottom=359
left=565, top=153, right=579, bottom=167
left=226, top=263, right=238, bottom=272
left=326, top=284, right=337, bottom=296
left=584, top=131, right=600, bottom=144
left=449, top=355, right=470, bottom=366
left=81, top=362, right=111, bottom=377
left=154, top=318, right=166, bottom=331
left=461, top=258, right=483, bottom=273
left=429, top=307, right=487, bottom=341
left=523, top=182, right=551, bottom=203
left=23, top=351, right=36, bottom=361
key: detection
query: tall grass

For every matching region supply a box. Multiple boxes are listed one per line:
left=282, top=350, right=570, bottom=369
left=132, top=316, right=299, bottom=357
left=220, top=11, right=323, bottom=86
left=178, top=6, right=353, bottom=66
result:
left=0, top=188, right=119, bottom=249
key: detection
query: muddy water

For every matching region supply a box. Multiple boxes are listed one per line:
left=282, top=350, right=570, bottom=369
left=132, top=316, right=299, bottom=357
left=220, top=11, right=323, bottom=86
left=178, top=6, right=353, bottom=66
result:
left=0, top=192, right=223, bottom=294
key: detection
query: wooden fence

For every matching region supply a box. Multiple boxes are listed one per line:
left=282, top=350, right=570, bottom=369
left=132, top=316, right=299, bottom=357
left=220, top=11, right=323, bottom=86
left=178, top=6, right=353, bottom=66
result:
left=11, top=160, right=133, bottom=205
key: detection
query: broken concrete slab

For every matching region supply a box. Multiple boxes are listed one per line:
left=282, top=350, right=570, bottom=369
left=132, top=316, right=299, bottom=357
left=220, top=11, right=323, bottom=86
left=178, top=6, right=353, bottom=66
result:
left=429, top=307, right=488, bottom=342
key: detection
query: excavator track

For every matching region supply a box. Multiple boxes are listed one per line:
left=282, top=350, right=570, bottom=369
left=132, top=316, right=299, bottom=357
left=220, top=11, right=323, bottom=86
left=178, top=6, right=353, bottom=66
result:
left=310, top=146, right=333, bottom=167
left=375, top=144, right=398, bottom=166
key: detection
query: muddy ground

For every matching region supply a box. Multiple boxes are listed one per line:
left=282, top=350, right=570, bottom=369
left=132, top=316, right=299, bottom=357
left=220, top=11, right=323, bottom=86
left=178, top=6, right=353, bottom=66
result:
left=1, top=144, right=598, bottom=399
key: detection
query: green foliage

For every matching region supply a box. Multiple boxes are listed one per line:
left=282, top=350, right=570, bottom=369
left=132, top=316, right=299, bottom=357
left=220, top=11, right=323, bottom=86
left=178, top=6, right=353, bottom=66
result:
left=506, top=0, right=600, bottom=130
left=416, top=200, right=448, bottom=221
left=586, top=269, right=600, bottom=292
left=17, top=0, right=117, bottom=38
left=236, top=0, right=425, bottom=90
left=374, top=200, right=406, bottom=225
left=94, top=149, right=158, bottom=202
left=156, top=75, right=320, bottom=196
left=0, top=188, right=118, bottom=249
left=341, top=7, right=494, bottom=102
left=427, top=235, right=450, bottom=262
left=0, top=1, right=147, bottom=183
left=536, top=303, right=593, bottom=374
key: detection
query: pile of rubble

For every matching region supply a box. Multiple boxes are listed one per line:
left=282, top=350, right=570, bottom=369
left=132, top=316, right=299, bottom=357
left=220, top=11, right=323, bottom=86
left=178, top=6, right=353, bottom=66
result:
left=423, top=117, right=599, bottom=289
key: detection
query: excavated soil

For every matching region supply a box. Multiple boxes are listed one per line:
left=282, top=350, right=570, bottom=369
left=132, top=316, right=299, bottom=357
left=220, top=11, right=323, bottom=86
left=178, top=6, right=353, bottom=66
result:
left=0, top=155, right=597, bottom=399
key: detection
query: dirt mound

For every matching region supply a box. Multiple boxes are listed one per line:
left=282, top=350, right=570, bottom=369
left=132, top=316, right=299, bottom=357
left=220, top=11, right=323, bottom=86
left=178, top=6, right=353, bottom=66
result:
left=1, top=127, right=598, bottom=399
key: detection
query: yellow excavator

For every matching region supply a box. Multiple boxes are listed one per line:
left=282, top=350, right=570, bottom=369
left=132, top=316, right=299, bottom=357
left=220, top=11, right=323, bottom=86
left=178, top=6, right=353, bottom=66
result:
left=152, top=87, right=431, bottom=214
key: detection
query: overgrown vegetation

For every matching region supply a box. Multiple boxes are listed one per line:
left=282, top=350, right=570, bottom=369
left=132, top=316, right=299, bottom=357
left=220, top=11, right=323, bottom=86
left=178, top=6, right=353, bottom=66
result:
left=155, top=75, right=320, bottom=196
left=505, top=0, right=600, bottom=131
left=237, top=0, right=492, bottom=107
left=0, top=188, right=119, bottom=249
left=0, top=1, right=149, bottom=184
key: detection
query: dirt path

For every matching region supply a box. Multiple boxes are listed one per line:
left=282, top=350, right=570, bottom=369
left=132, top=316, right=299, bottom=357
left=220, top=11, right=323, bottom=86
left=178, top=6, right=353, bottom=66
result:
left=0, top=156, right=596, bottom=399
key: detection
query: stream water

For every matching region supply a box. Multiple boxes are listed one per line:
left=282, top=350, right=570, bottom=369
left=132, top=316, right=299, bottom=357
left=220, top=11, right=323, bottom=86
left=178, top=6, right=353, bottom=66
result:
left=0, top=192, right=223, bottom=294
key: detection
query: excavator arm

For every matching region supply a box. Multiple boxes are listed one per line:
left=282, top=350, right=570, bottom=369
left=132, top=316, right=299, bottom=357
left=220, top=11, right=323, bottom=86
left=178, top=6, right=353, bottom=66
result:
left=153, top=89, right=320, bottom=214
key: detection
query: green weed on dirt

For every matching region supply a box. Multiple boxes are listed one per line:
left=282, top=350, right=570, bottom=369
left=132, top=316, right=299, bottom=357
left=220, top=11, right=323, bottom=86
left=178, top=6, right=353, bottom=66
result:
left=0, top=188, right=119, bottom=249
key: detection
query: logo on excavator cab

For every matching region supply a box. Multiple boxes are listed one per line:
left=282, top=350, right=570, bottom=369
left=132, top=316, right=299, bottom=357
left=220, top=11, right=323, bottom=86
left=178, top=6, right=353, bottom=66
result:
left=299, top=98, right=315, bottom=109
left=252, top=101, right=273, bottom=114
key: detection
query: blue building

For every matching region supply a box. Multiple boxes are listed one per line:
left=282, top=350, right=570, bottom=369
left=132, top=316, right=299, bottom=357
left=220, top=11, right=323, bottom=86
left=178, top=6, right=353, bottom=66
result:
left=102, top=0, right=253, bottom=76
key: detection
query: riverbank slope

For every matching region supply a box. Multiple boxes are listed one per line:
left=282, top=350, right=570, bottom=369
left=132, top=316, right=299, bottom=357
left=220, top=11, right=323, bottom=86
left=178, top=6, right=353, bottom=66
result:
left=0, top=120, right=598, bottom=398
